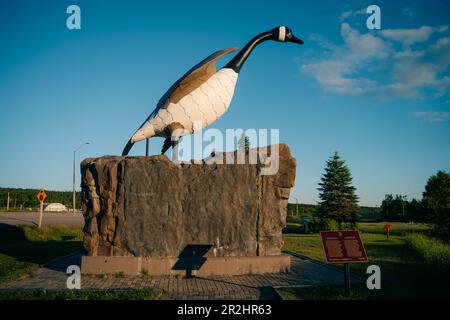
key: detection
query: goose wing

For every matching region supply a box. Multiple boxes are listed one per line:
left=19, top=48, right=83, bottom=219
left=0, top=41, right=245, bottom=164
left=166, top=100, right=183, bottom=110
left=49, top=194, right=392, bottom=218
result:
left=147, top=47, right=237, bottom=120
left=122, top=48, right=237, bottom=156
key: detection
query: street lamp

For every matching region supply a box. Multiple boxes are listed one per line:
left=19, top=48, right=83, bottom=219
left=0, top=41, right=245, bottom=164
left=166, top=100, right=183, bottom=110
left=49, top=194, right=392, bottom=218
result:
left=73, top=142, right=90, bottom=212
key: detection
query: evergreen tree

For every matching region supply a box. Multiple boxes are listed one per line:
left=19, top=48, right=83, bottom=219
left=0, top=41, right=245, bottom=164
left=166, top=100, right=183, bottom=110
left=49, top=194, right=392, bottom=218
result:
left=238, top=133, right=250, bottom=151
left=244, top=136, right=250, bottom=151
left=317, top=152, right=359, bottom=228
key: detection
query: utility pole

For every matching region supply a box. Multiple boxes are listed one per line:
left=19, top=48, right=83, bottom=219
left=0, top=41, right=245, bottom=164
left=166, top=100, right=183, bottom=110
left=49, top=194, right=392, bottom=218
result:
left=145, top=138, right=149, bottom=156
left=295, top=197, right=299, bottom=216
left=73, top=142, right=90, bottom=213
left=6, top=192, right=10, bottom=211
left=401, top=195, right=406, bottom=218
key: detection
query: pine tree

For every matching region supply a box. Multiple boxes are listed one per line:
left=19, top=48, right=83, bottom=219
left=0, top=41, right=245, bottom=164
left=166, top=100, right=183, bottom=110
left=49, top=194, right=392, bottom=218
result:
left=317, top=151, right=359, bottom=229
left=238, top=133, right=250, bottom=151
left=244, top=136, right=250, bottom=151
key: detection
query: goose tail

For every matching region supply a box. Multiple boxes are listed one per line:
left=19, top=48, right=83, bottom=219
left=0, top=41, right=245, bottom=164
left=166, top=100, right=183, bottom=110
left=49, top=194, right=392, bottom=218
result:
left=122, top=139, right=134, bottom=156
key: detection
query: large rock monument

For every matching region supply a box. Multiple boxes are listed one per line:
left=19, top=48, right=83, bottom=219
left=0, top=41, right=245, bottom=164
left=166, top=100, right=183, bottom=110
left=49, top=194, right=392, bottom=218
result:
left=80, top=144, right=296, bottom=276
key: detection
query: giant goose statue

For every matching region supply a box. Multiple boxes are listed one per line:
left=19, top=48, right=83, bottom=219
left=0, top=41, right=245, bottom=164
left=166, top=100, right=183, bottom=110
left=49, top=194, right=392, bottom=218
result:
left=122, top=26, right=304, bottom=157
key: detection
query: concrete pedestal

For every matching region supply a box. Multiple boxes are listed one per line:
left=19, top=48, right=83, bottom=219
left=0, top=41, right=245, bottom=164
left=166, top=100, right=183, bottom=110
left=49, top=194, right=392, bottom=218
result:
left=81, top=255, right=291, bottom=277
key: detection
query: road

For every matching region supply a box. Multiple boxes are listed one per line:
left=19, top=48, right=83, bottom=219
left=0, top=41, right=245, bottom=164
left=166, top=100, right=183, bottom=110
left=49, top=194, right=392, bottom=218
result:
left=0, top=211, right=84, bottom=226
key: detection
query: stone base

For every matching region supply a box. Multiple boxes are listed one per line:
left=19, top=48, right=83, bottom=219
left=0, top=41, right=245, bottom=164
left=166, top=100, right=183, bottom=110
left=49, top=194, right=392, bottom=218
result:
left=81, top=255, right=291, bottom=277
left=81, top=144, right=296, bottom=258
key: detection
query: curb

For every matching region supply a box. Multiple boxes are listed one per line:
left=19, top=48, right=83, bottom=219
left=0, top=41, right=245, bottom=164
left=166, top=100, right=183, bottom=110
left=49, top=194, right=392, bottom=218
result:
left=284, top=251, right=366, bottom=283
left=43, top=251, right=83, bottom=268
left=272, top=285, right=314, bottom=300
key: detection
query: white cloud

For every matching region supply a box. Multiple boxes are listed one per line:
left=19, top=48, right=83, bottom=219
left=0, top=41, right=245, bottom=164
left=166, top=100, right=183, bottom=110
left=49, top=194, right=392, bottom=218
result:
left=412, top=111, right=450, bottom=123
left=389, top=37, right=450, bottom=97
left=380, top=26, right=447, bottom=48
left=427, top=37, right=450, bottom=71
left=302, top=23, right=390, bottom=95
left=301, top=23, right=450, bottom=99
left=308, top=33, right=336, bottom=51
left=339, top=8, right=367, bottom=22
left=380, top=26, right=434, bottom=48
left=339, top=11, right=352, bottom=22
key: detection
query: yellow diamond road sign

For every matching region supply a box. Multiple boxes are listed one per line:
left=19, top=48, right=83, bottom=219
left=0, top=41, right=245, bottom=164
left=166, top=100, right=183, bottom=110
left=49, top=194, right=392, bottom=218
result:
left=37, top=189, right=46, bottom=203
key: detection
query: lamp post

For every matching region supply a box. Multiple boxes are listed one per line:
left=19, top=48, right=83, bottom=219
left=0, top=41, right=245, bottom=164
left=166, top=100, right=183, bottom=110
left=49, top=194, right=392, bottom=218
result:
left=73, top=142, right=90, bottom=212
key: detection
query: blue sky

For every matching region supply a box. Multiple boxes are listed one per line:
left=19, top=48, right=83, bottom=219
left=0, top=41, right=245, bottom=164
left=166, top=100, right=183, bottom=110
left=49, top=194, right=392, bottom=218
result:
left=0, top=0, right=449, bottom=206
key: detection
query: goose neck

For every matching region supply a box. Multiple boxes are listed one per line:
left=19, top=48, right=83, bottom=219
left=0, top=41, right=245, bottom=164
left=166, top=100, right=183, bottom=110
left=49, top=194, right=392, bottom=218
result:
left=224, top=31, right=273, bottom=73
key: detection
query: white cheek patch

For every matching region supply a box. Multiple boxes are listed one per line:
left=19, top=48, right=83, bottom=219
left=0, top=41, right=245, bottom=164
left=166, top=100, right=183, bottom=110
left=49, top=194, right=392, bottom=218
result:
left=278, top=26, right=286, bottom=42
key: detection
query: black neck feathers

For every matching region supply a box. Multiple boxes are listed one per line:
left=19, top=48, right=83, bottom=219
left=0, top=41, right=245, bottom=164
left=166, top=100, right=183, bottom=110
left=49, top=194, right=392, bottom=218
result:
left=224, top=31, right=274, bottom=73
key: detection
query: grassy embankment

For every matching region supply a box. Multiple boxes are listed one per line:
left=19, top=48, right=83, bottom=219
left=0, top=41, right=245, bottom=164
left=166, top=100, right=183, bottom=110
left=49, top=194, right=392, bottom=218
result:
left=281, top=221, right=450, bottom=299
left=0, top=224, right=83, bottom=285
left=0, top=224, right=159, bottom=300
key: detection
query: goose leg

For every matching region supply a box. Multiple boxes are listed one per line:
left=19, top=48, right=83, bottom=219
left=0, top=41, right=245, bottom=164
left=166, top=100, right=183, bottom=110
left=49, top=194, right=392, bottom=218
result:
left=161, top=122, right=185, bottom=160
left=160, top=136, right=180, bottom=161
left=172, top=138, right=179, bottom=162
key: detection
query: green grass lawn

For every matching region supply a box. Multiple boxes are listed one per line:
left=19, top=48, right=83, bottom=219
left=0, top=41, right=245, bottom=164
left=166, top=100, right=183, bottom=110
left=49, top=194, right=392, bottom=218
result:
left=0, top=224, right=160, bottom=300
left=0, top=289, right=158, bottom=300
left=283, top=222, right=450, bottom=299
left=0, top=224, right=83, bottom=285
left=277, top=284, right=383, bottom=300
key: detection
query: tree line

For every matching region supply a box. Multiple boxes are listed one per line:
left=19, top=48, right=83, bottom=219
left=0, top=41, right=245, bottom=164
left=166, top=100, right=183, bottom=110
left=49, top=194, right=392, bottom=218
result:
left=380, top=195, right=422, bottom=222
left=0, top=188, right=81, bottom=210
left=300, top=151, right=450, bottom=242
left=287, top=203, right=380, bottom=215
left=380, top=171, right=450, bottom=241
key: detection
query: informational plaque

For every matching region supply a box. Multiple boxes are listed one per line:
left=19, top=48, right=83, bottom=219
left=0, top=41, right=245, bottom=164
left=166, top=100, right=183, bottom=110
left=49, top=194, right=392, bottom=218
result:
left=320, top=231, right=368, bottom=263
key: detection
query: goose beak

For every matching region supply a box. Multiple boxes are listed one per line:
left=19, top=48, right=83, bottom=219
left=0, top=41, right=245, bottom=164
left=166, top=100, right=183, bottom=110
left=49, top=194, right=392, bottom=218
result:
left=288, top=35, right=304, bottom=45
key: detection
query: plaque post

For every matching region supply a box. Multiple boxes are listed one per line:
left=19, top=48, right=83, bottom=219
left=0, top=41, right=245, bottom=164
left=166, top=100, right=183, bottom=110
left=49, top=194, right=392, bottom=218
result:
left=344, top=263, right=350, bottom=297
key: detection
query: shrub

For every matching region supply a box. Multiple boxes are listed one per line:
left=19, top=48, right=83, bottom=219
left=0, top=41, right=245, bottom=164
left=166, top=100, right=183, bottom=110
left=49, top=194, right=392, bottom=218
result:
left=305, top=217, right=321, bottom=233
left=405, top=233, right=450, bottom=271
left=140, top=268, right=149, bottom=277
left=286, top=215, right=300, bottom=224
left=323, top=219, right=340, bottom=231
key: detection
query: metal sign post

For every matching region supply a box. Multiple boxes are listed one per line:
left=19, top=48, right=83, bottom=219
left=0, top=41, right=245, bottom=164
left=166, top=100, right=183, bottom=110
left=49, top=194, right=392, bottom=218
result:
left=38, top=202, right=43, bottom=228
left=344, top=263, right=350, bottom=297
left=36, top=189, right=46, bottom=228
left=320, top=231, right=368, bottom=298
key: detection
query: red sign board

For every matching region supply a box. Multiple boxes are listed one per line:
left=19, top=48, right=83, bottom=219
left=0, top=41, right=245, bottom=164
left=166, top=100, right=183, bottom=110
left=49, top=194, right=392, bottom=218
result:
left=320, top=230, right=368, bottom=263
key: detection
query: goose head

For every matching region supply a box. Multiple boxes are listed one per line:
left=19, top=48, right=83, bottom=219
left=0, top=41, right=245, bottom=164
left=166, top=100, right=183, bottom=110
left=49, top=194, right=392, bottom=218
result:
left=272, top=26, right=304, bottom=44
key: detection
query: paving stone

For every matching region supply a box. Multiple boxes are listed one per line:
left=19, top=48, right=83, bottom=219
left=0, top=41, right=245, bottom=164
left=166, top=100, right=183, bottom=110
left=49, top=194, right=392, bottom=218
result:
left=4, top=253, right=362, bottom=300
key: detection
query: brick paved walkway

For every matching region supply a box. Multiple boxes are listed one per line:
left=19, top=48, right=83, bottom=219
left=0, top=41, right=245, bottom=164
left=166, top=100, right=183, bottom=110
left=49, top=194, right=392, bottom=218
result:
left=4, top=253, right=362, bottom=300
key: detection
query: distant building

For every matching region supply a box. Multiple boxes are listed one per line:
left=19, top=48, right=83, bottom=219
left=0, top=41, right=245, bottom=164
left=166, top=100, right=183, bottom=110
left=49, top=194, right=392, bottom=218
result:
left=44, top=203, right=67, bottom=212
